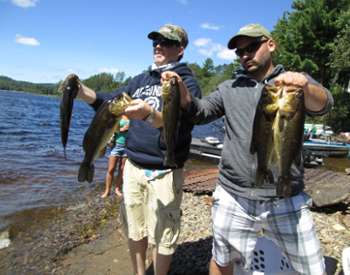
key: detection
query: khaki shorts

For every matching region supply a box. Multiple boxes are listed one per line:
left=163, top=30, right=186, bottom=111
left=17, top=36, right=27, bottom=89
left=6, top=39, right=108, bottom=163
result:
left=119, top=159, right=183, bottom=255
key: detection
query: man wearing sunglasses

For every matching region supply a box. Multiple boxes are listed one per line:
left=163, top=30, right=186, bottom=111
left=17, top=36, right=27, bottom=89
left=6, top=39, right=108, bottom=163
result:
left=196, top=23, right=332, bottom=275
left=134, top=23, right=332, bottom=274
left=60, top=24, right=201, bottom=275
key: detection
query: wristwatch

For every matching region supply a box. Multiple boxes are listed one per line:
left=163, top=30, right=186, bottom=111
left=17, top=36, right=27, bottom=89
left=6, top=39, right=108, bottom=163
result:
left=143, top=107, right=156, bottom=124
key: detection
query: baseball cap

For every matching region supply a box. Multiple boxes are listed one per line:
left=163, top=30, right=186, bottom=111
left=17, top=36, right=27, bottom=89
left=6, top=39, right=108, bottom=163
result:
left=148, top=24, right=189, bottom=48
left=227, top=23, right=272, bottom=49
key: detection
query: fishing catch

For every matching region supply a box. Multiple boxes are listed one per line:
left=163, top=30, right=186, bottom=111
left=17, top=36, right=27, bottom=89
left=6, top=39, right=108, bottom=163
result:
left=78, top=93, right=132, bottom=183
left=162, top=77, right=181, bottom=168
left=251, top=84, right=305, bottom=197
left=59, top=74, right=80, bottom=158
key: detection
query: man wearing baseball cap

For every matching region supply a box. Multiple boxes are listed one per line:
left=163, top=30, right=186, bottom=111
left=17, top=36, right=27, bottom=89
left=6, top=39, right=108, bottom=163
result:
left=174, top=23, right=333, bottom=274
left=59, top=23, right=201, bottom=275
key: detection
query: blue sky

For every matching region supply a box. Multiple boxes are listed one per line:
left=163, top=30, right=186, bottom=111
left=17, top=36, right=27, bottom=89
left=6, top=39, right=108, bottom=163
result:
left=0, top=0, right=294, bottom=83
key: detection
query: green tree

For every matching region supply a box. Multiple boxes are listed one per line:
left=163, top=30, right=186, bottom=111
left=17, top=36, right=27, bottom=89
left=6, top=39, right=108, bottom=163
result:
left=272, top=0, right=350, bottom=131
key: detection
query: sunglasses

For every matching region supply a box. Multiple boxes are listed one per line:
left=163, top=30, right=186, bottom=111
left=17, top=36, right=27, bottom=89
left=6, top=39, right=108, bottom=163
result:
left=152, top=39, right=180, bottom=48
left=235, top=39, right=267, bottom=58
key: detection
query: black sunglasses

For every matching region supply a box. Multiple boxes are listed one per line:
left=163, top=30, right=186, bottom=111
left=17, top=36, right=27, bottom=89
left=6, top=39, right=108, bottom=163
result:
left=152, top=39, right=180, bottom=48
left=235, top=39, right=267, bottom=58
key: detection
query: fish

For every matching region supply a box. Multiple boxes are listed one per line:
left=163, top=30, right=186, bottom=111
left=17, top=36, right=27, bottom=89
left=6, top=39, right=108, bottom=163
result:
left=78, top=93, right=132, bottom=183
left=251, top=84, right=305, bottom=197
left=273, top=85, right=305, bottom=197
left=251, top=85, right=280, bottom=187
left=161, top=77, right=181, bottom=168
left=59, top=74, right=80, bottom=158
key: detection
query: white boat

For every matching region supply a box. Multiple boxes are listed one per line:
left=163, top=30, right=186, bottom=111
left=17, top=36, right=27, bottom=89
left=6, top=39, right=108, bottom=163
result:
left=190, top=137, right=334, bottom=167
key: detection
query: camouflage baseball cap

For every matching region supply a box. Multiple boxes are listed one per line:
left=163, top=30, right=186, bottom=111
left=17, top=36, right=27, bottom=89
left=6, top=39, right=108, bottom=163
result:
left=227, top=23, right=272, bottom=49
left=148, top=24, right=189, bottom=48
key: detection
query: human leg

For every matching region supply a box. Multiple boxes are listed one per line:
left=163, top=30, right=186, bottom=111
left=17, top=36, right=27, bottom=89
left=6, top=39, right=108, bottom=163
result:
left=121, top=160, right=149, bottom=274
left=101, top=155, right=117, bottom=198
left=129, top=237, right=148, bottom=275
left=147, top=169, right=184, bottom=275
left=265, top=192, right=325, bottom=275
left=210, top=185, right=260, bottom=273
left=209, top=257, right=233, bottom=275
left=115, top=156, right=126, bottom=197
left=152, top=248, right=173, bottom=275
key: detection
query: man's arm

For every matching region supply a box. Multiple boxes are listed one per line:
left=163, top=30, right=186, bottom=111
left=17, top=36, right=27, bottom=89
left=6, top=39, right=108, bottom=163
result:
left=274, top=71, right=333, bottom=113
left=124, top=71, right=194, bottom=128
left=77, top=82, right=97, bottom=104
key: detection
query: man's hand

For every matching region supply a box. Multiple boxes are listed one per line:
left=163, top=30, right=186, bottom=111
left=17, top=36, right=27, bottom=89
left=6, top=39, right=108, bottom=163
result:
left=274, top=71, right=328, bottom=112
left=274, top=71, right=308, bottom=89
left=58, top=73, right=81, bottom=96
left=124, top=99, right=153, bottom=120
left=161, top=71, right=192, bottom=109
left=59, top=74, right=96, bottom=104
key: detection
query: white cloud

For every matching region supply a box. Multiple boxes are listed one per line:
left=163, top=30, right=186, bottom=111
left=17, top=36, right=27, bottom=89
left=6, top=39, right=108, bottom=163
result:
left=176, top=0, right=188, bottom=5
left=200, top=22, right=222, bottom=31
left=193, top=37, right=236, bottom=61
left=217, top=47, right=236, bottom=61
left=193, top=38, right=211, bottom=47
left=11, top=0, right=38, bottom=8
left=15, top=34, right=40, bottom=46
left=98, top=67, right=120, bottom=75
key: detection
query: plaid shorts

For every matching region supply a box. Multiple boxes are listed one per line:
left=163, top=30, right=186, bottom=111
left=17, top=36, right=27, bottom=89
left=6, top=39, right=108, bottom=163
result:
left=212, top=185, right=325, bottom=275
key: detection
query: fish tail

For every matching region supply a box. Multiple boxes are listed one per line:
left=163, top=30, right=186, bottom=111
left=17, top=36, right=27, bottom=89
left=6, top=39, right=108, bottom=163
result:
left=78, top=162, right=94, bottom=183
left=163, top=156, right=177, bottom=169
left=276, top=176, right=292, bottom=197
left=256, top=168, right=274, bottom=186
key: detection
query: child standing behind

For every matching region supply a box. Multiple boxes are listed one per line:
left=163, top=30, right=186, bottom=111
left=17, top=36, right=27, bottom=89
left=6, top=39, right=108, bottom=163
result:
left=101, top=115, right=129, bottom=198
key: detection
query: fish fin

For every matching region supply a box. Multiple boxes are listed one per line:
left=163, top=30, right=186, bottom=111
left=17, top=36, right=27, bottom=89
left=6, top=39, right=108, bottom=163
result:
left=98, top=146, right=107, bottom=158
left=78, top=162, right=94, bottom=183
left=163, top=156, right=177, bottom=169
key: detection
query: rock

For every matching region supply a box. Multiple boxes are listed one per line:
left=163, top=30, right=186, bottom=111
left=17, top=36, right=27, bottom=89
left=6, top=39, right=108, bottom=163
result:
left=345, top=168, right=350, bottom=175
left=304, top=169, right=350, bottom=207
left=333, top=223, right=346, bottom=231
left=0, top=229, right=10, bottom=249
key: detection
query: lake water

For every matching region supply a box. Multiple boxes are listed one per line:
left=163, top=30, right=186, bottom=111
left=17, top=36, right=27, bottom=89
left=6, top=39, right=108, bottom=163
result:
left=0, top=90, right=225, bottom=232
left=0, top=90, right=349, bottom=232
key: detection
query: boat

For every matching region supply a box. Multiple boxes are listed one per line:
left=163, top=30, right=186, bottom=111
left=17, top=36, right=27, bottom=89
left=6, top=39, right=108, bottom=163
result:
left=304, top=138, right=350, bottom=158
left=190, top=137, right=222, bottom=163
left=190, top=137, right=350, bottom=167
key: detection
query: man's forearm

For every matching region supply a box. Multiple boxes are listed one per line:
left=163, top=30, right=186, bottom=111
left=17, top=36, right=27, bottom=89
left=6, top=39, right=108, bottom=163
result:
left=78, top=83, right=97, bottom=104
left=303, top=74, right=329, bottom=112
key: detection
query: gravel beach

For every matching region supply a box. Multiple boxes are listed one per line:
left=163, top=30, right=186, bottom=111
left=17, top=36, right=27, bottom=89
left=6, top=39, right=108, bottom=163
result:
left=0, top=179, right=349, bottom=275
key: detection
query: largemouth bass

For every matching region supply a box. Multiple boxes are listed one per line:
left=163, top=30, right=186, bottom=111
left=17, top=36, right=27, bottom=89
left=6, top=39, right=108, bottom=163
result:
left=162, top=77, right=181, bottom=168
left=78, top=93, right=132, bottom=182
left=59, top=74, right=80, bottom=158
left=273, top=85, right=305, bottom=197
left=251, top=84, right=305, bottom=197
left=251, top=85, right=280, bottom=187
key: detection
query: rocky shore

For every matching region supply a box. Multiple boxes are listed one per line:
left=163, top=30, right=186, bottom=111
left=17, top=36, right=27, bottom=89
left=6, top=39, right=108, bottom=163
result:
left=0, top=176, right=349, bottom=274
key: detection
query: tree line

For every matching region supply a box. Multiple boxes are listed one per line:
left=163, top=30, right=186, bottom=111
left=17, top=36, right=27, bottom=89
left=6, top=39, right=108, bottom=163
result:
left=1, top=0, right=349, bottom=131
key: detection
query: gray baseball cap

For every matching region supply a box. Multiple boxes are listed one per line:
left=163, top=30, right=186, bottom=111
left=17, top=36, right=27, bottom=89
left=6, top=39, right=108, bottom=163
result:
left=227, top=23, right=272, bottom=49
left=148, top=24, right=189, bottom=48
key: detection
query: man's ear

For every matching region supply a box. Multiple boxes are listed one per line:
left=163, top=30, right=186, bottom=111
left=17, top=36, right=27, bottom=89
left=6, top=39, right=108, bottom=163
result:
left=267, top=39, right=276, bottom=53
left=178, top=46, right=185, bottom=58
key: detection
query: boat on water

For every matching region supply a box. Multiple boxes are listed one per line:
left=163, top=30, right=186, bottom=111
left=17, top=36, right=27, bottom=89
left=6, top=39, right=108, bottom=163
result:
left=304, top=138, right=350, bottom=158
left=190, top=136, right=349, bottom=165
